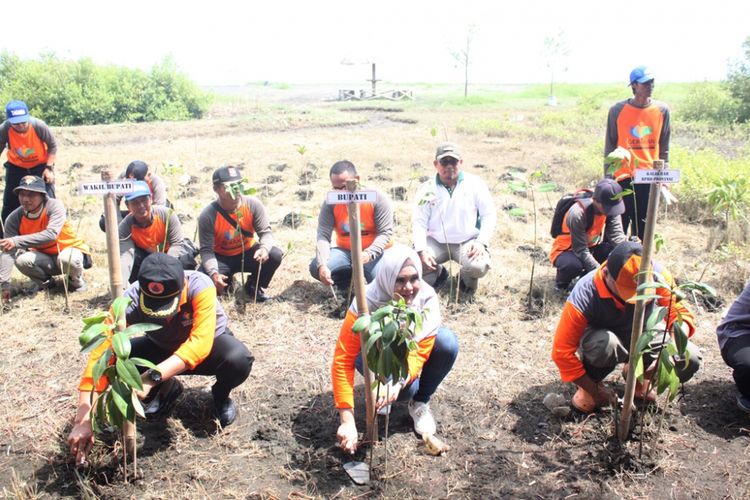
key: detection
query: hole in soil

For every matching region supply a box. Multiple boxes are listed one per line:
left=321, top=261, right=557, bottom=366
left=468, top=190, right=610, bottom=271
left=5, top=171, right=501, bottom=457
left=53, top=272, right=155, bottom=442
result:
left=269, top=163, right=288, bottom=172
left=70, top=162, right=84, bottom=170
left=386, top=115, right=417, bottom=124
left=390, top=186, right=407, bottom=201
left=296, top=189, right=314, bottom=201
left=371, top=173, right=391, bottom=182
left=282, top=212, right=306, bottom=228
left=473, top=164, right=486, bottom=169
left=298, top=171, right=317, bottom=185
left=265, top=175, right=283, bottom=184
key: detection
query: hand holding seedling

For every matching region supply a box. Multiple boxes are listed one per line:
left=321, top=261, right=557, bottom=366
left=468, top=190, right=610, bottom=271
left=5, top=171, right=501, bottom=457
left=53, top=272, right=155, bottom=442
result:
left=418, top=249, right=437, bottom=272
left=361, top=251, right=372, bottom=265
left=211, top=272, right=230, bottom=293
left=253, top=247, right=269, bottom=264
left=68, top=393, right=96, bottom=466
left=337, top=409, right=358, bottom=453
left=318, top=265, right=334, bottom=286
left=0, top=238, right=16, bottom=252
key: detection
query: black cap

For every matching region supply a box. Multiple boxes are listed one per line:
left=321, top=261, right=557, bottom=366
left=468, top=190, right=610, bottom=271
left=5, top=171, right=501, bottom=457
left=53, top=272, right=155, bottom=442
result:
left=138, top=253, right=184, bottom=318
left=594, top=179, right=626, bottom=216
left=212, top=166, right=242, bottom=184
left=125, top=160, right=149, bottom=180
left=13, top=175, right=47, bottom=195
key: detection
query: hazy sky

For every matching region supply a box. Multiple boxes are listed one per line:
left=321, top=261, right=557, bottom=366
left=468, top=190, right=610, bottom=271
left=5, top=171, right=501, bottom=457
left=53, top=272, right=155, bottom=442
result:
left=3, top=0, right=749, bottom=86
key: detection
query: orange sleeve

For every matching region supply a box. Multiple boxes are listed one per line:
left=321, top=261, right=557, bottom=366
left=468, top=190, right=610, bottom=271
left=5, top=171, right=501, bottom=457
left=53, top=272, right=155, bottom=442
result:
left=78, top=315, right=116, bottom=392
left=406, top=336, right=437, bottom=383
left=656, top=272, right=696, bottom=337
left=332, top=310, right=362, bottom=409
left=551, top=302, right=589, bottom=382
left=173, top=287, right=217, bottom=369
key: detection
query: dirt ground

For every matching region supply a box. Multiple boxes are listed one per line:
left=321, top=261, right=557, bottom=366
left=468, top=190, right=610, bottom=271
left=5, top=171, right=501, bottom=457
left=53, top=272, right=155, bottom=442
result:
left=1, top=87, right=749, bottom=499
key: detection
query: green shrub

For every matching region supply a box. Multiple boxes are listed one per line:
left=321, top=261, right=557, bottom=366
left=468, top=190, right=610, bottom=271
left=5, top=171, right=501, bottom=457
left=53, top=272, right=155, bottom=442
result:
left=727, top=36, right=750, bottom=123
left=680, top=82, right=738, bottom=124
left=0, top=52, right=211, bottom=126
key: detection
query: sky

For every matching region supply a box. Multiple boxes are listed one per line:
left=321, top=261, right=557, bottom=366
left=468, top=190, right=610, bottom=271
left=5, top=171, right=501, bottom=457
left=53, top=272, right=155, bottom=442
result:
left=3, top=0, right=749, bottom=87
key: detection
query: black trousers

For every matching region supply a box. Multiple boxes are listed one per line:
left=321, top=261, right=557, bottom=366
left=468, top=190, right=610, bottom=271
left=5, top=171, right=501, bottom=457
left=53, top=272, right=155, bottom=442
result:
left=204, top=243, right=283, bottom=293
left=721, top=335, right=750, bottom=399
left=618, top=179, right=650, bottom=240
left=2, top=162, right=56, bottom=232
left=554, top=243, right=614, bottom=288
left=130, top=330, right=254, bottom=403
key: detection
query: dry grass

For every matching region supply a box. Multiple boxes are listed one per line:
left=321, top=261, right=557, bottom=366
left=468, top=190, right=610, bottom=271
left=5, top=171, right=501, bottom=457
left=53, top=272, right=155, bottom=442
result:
left=1, top=86, right=749, bottom=498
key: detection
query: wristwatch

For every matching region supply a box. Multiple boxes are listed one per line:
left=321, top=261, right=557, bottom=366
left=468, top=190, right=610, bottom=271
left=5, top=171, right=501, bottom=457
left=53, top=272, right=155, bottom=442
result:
left=145, top=368, right=162, bottom=384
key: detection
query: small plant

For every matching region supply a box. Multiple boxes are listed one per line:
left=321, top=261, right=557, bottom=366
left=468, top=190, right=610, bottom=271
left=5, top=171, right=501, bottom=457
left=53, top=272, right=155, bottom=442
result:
left=707, top=176, right=749, bottom=242
left=507, top=170, right=556, bottom=309
left=352, top=298, right=425, bottom=477
left=78, top=297, right=161, bottom=480
left=605, top=148, right=640, bottom=237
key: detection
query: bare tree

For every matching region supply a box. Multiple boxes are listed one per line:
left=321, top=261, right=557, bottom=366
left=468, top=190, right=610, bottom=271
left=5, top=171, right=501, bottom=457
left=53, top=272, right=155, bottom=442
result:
left=452, top=25, right=477, bottom=98
left=543, top=30, right=570, bottom=106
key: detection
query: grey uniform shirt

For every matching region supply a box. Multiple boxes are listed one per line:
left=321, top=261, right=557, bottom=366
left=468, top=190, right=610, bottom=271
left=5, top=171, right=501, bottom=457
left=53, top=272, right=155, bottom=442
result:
left=314, top=188, right=394, bottom=266
left=198, top=196, right=276, bottom=277
left=566, top=201, right=626, bottom=271
left=717, top=281, right=750, bottom=350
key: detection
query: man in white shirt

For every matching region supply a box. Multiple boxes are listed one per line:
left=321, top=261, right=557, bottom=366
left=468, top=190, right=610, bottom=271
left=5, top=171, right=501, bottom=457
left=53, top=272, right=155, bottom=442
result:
left=412, top=142, right=496, bottom=293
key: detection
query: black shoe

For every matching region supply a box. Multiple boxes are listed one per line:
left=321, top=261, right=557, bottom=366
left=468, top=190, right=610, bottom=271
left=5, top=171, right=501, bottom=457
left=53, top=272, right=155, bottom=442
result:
left=245, top=285, right=270, bottom=303
left=432, top=267, right=449, bottom=291
left=214, top=397, right=237, bottom=427
left=143, top=378, right=183, bottom=419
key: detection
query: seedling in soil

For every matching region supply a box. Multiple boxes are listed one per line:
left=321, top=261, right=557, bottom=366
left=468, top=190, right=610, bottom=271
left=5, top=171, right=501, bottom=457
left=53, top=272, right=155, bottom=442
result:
left=707, top=176, right=750, bottom=243
left=507, top=170, right=556, bottom=311
left=605, top=148, right=643, bottom=238
left=78, top=296, right=161, bottom=481
left=352, top=298, right=426, bottom=478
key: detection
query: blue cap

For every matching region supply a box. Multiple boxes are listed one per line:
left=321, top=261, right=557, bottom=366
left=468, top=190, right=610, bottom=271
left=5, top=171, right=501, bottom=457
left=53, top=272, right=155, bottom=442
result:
left=629, top=66, right=654, bottom=86
left=124, top=180, right=152, bottom=201
left=5, top=100, right=29, bottom=124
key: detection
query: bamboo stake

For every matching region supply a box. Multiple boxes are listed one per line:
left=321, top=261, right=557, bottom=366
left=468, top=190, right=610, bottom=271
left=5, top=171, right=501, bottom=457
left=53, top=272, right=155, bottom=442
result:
left=618, top=160, right=664, bottom=442
left=347, top=178, right=376, bottom=444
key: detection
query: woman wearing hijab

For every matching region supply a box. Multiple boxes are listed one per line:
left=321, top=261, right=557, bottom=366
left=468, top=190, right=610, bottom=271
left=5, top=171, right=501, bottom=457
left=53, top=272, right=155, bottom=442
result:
left=331, top=244, right=459, bottom=453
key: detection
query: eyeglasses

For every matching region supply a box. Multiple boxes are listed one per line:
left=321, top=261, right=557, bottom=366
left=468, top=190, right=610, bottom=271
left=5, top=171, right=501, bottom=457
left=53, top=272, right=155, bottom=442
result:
left=439, top=157, right=458, bottom=167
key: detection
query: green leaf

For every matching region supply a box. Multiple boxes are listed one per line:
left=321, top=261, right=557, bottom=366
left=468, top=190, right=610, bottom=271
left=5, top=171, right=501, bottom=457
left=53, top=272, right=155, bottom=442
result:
left=80, top=334, right=107, bottom=354
left=81, top=311, right=108, bottom=326
left=636, top=281, right=664, bottom=292
left=121, top=323, right=162, bottom=337
left=116, top=359, right=144, bottom=391
left=364, top=331, right=383, bottom=356
left=507, top=181, right=527, bottom=193
left=633, top=354, right=645, bottom=382
left=111, top=332, right=131, bottom=359
left=371, top=305, right=394, bottom=322
left=352, top=314, right=371, bottom=333
left=111, top=380, right=135, bottom=421
left=508, top=207, right=527, bottom=217
left=634, top=329, right=655, bottom=363
left=92, top=349, right=113, bottom=389
left=79, top=322, right=112, bottom=348
left=536, top=182, right=557, bottom=193
left=381, top=318, right=398, bottom=345
left=632, top=293, right=660, bottom=302
left=107, top=392, right=124, bottom=429
left=111, top=296, right=131, bottom=322
left=130, top=357, right=159, bottom=370
left=672, top=321, right=689, bottom=357
left=131, top=391, right=146, bottom=419
left=645, top=306, right=667, bottom=331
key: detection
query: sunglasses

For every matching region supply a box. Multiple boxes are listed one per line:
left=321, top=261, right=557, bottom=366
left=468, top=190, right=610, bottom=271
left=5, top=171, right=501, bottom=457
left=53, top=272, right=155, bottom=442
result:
left=439, top=157, right=458, bottom=167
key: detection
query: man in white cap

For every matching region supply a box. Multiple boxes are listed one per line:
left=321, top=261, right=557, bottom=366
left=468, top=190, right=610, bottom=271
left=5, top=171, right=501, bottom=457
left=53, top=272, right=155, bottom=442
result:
left=412, top=142, right=496, bottom=295
left=605, top=65, right=671, bottom=240
left=0, top=100, right=58, bottom=232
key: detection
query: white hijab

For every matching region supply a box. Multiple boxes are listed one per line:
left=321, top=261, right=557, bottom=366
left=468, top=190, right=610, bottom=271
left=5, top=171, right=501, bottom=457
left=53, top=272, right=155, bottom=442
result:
left=352, top=244, right=440, bottom=341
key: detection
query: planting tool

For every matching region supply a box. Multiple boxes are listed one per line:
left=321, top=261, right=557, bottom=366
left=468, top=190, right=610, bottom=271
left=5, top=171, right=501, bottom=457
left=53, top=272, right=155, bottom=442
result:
left=343, top=461, right=370, bottom=485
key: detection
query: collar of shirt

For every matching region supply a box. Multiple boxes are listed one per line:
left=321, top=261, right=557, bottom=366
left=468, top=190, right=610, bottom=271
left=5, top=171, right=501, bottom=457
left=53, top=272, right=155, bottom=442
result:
left=593, top=265, right=626, bottom=311
left=435, top=171, right=464, bottom=195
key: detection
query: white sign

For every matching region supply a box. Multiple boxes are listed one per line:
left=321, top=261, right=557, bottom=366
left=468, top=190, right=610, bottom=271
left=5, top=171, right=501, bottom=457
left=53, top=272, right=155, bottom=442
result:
left=634, top=170, right=681, bottom=184
left=77, top=180, right=136, bottom=195
left=326, top=190, right=378, bottom=205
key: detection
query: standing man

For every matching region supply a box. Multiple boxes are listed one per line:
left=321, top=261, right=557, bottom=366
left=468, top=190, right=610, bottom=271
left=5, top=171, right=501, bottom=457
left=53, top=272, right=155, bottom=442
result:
left=549, top=179, right=627, bottom=291
left=0, top=176, right=90, bottom=300
left=67, top=253, right=254, bottom=464
left=198, top=166, right=283, bottom=302
left=309, top=160, right=394, bottom=294
left=119, top=181, right=190, bottom=284
left=551, top=242, right=701, bottom=413
left=1, top=101, right=57, bottom=232
left=413, top=142, right=496, bottom=294
left=605, top=66, right=670, bottom=240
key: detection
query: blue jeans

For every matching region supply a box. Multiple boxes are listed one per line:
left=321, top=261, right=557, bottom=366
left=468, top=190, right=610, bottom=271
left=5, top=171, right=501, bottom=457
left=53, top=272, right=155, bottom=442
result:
left=355, top=327, right=459, bottom=404
left=309, top=247, right=382, bottom=291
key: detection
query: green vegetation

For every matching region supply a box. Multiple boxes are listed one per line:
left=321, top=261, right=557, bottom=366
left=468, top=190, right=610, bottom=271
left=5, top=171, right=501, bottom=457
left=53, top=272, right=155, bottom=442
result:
left=0, top=53, right=210, bottom=125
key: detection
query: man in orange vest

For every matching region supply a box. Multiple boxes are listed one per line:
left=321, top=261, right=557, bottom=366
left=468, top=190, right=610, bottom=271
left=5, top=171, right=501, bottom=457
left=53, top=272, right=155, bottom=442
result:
left=0, top=101, right=58, bottom=233
left=549, top=179, right=627, bottom=291
left=198, top=166, right=283, bottom=302
left=604, top=66, right=670, bottom=240
left=309, top=160, right=394, bottom=295
left=0, top=176, right=91, bottom=301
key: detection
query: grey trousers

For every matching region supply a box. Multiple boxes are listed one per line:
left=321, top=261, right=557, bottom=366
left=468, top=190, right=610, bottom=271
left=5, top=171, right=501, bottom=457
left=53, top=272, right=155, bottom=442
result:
left=422, top=236, right=490, bottom=290
left=8, top=248, right=86, bottom=287
left=580, top=327, right=702, bottom=383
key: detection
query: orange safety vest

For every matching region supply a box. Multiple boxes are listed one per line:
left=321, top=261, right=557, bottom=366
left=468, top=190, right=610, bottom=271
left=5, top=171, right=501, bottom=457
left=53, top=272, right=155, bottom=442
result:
left=332, top=203, right=391, bottom=250
left=18, top=209, right=90, bottom=255
left=131, top=214, right=170, bottom=253
left=549, top=200, right=606, bottom=264
left=212, top=204, right=255, bottom=256
left=612, top=104, right=664, bottom=180
left=7, top=124, right=49, bottom=168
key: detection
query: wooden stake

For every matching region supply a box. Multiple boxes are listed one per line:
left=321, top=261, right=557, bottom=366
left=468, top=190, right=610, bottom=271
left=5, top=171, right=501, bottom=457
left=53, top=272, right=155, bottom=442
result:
left=346, top=179, right=377, bottom=444
left=618, top=159, right=664, bottom=442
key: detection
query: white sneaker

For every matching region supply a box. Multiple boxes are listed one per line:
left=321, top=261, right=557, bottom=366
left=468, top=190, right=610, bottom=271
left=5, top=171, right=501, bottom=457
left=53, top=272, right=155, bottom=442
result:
left=408, top=400, right=436, bottom=436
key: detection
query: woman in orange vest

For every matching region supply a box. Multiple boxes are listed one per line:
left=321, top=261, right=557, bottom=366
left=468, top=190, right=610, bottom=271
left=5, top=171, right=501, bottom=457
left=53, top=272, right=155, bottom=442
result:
left=0, top=100, right=58, bottom=231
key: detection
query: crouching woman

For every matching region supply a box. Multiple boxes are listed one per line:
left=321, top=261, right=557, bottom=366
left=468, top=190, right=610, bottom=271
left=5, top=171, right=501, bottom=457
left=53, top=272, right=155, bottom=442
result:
left=331, top=244, right=459, bottom=453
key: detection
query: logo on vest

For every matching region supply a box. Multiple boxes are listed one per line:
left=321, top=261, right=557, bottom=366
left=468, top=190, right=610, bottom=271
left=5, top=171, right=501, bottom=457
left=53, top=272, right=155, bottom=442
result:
left=629, top=123, right=652, bottom=139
